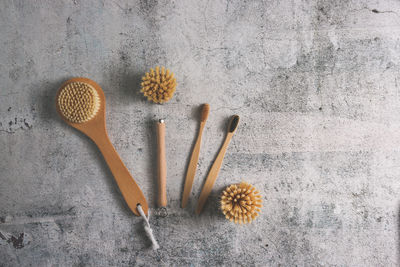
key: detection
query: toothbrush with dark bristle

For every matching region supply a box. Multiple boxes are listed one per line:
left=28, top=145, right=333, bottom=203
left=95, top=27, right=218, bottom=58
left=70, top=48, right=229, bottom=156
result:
left=196, top=115, right=240, bottom=214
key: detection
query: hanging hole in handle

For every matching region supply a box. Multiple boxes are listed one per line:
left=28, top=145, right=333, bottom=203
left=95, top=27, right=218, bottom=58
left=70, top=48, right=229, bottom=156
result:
left=136, top=203, right=149, bottom=217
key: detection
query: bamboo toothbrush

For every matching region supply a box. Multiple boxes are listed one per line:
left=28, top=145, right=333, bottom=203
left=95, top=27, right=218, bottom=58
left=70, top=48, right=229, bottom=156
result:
left=196, top=115, right=240, bottom=214
left=181, top=104, right=210, bottom=208
left=55, top=77, right=148, bottom=216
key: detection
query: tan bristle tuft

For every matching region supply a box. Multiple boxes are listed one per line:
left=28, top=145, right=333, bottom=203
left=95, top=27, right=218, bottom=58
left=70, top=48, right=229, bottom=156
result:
left=201, top=104, right=210, bottom=122
left=57, top=82, right=100, bottom=123
left=140, top=66, right=177, bottom=104
left=220, top=182, right=262, bottom=224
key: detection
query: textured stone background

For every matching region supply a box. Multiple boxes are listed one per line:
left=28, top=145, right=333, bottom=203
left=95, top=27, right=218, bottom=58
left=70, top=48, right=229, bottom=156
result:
left=1, top=0, right=399, bottom=266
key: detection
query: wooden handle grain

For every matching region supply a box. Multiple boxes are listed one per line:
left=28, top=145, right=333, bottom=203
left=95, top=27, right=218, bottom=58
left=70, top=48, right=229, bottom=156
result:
left=91, top=130, right=148, bottom=216
left=196, top=133, right=233, bottom=214
left=182, top=122, right=205, bottom=208
left=157, top=120, right=167, bottom=207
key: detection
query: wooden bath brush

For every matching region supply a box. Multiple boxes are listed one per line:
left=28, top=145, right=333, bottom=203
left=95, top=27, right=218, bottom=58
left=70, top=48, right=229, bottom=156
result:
left=56, top=77, right=148, bottom=216
left=221, top=182, right=262, bottom=224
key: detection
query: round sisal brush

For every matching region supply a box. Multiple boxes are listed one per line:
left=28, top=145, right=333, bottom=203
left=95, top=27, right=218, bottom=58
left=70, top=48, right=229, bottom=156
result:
left=221, top=182, right=262, bottom=224
left=140, top=66, right=177, bottom=104
left=141, top=66, right=177, bottom=207
left=56, top=77, right=148, bottom=216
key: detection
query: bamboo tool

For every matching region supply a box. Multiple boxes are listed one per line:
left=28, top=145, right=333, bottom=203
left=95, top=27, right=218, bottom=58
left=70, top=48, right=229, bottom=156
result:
left=141, top=66, right=177, bottom=208
left=181, top=104, right=210, bottom=208
left=196, top=115, right=240, bottom=214
left=55, top=77, right=148, bottom=216
left=156, top=119, right=167, bottom=207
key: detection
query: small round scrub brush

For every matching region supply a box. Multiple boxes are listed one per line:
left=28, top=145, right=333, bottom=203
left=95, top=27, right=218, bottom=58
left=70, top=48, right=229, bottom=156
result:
left=140, top=66, right=177, bottom=208
left=221, top=182, right=262, bottom=224
left=140, top=66, right=177, bottom=103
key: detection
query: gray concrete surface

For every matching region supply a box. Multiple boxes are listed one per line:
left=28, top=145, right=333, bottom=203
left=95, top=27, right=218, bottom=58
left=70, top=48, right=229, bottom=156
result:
left=0, top=0, right=399, bottom=266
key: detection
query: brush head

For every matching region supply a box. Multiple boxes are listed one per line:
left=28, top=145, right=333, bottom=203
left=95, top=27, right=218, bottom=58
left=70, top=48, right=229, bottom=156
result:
left=201, top=104, right=210, bottom=122
left=221, top=182, right=262, bottom=224
left=141, top=66, right=177, bottom=104
left=57, top=81, right=100, bottom=123
left=228, top=115, right=240, bottom=133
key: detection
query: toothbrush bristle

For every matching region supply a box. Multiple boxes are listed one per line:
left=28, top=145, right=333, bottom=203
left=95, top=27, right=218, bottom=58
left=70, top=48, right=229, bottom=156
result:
left=201, top=104, right=210, bottom=122
left=229, top=115, right=240, bottom=133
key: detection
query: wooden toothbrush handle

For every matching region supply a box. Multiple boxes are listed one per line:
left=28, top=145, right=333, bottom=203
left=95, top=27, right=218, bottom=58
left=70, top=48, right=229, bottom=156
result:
left=92, top=131, right=148, bottom=216
left=182, top=122, right=205, bottom=208
left=157, top=120, right=167, bottom=207
left=196, top=134, right=233, bottom=214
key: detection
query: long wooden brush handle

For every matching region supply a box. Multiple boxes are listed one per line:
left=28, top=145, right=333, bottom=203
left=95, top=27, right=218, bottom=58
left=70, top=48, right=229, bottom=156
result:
left=182, top=122, right=206, bottom=208
left=157, top=120, right=167, bottom=207
left=91, top=130, right=148, bottom=216
left=196, top=134, right=233, bottom=214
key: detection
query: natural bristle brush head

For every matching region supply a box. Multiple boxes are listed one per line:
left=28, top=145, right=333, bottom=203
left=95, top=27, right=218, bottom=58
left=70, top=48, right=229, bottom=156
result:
left=57, top=81, right=100, bottom=123
left=201, top=104, right=210, bottom=122
left=221, top=182, right=262, bottom=224
left=141, top=66, right=177, bottom=104
left=55, top=78, right=149, bottom=218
